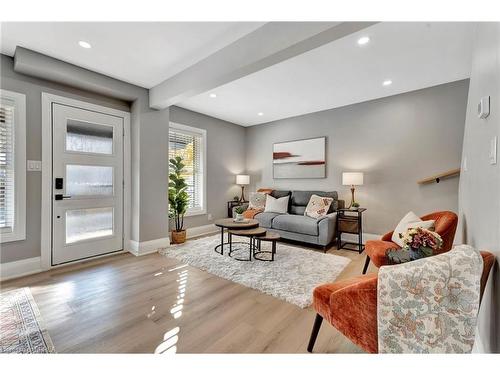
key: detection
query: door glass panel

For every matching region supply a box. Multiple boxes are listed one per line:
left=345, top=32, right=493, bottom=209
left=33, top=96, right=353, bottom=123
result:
left=66, top=119, right=113, bottom=154
left=66, top=207, right=113, bottom=244
left=66, top=165, right=113, bottom=196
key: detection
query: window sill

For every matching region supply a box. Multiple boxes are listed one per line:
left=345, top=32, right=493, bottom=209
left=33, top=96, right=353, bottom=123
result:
left=184, top=209, right=207, bottom=217
left=0, top=231, right=26, bottom=244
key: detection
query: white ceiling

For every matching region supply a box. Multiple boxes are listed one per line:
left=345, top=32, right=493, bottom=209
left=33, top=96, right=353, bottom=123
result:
left=0, top=22, right=264, bottom=88
left=178, top=22, right=474, bottom=126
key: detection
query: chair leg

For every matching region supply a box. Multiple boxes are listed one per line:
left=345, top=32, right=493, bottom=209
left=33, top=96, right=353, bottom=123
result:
left=307, top=314, right=324, bottom=353
left=362, top=255, right=370, bottom=274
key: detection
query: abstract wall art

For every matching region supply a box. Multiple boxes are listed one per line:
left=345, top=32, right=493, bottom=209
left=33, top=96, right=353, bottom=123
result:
left=273, top=137, right=326, bottom=179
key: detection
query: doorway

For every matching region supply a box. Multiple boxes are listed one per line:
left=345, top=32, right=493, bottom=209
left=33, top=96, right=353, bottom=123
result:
left=41, top=94, right=130, bottom=267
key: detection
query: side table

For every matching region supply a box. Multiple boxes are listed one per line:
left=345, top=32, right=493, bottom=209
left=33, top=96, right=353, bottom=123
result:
left=336, top=208, right=366, bottom=254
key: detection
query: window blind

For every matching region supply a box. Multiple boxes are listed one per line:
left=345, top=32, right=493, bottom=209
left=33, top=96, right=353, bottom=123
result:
left=169, top=128, right=203, bottom=211
left=0, top=100, right=15, bottom=231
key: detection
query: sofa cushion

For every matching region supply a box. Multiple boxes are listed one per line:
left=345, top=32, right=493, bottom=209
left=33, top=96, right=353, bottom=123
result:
left=272, top=214, right=319, bottom=236
left=264, top=195, right=289, bottom=214
left=270, top=190, right=291, bottom=199
left=248, top=192, right=267, bottom=210
left=304, top=194, right=334, bottom=219
left=254, top=212, right=281, bottom=228
left=291, top=191, right=338, bottom=214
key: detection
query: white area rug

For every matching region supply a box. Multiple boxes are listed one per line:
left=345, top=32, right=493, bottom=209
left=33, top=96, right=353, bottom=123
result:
left=159, top=234, right=350, bottom=308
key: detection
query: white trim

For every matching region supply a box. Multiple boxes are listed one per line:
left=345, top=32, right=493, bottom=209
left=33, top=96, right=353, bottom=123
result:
left=186, top=223, right=218, bottom=239
left=128, top=237, right=170, bottom=256
left=0, top=89, right=26, bottom=243
left=341, top=232, right=381, bottom=244
left=41, top=93, right=131, bottom=271
left=0, top=257, right=42, bottom=281
left=169, top=122, right=207, bottom=217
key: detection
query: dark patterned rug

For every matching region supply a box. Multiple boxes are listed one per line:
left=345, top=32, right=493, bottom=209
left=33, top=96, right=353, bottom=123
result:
left=0, top=287, right=55, bottom=353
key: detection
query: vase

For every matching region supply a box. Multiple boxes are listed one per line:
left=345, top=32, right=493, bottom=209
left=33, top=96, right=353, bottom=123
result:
left=235, top=213, right=244, bottom=222
left=409, top=247, right=422, bottom=260
left=171, top=229, right=186, bottom=244
left=409, top=246, right=433, bottom=260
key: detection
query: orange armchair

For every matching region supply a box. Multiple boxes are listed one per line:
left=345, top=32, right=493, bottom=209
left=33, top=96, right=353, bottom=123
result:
left=307, top=251, right=494, bottom=353
left=362, top=211, right=458, bottom=274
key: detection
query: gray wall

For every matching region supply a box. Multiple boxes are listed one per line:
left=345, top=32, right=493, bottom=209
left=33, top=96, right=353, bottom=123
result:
left=1, top=52, right=170, bottom=263
left=246, top=80, right=469, bottom=235
left=0, top=54, right=129, bottom=263
left=10, top=48, right=170, bottom=245
left=170, top=106, right=246, bottom=228
left=458, top=23, right=499, bottom=353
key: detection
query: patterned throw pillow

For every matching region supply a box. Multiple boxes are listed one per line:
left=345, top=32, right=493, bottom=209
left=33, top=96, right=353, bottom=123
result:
left=248, top=192, right=267, bottom=210
left=391, top=211, right=435, bottom=247
left=304, top=194, right=334, bottom=219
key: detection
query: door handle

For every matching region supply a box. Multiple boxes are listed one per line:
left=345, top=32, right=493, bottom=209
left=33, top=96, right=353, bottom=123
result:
left=55, top=194, right=72, bottom=201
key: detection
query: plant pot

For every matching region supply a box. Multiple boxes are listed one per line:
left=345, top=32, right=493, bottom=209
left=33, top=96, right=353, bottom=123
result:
left=409, top=246, right=433, bottom=260
left=171, top=229, right=187, bottom=244
left=235, top=213, right=244, bottom=222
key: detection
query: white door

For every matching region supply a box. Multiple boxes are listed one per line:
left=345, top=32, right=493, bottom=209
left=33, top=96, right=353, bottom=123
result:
left=52, top=103, right=123, bottom=265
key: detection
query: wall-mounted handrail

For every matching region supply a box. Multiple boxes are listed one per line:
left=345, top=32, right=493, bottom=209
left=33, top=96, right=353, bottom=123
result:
left=417, top=168, right=461, bottom=184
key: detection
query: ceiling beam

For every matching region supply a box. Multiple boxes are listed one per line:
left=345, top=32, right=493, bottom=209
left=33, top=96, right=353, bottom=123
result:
left=150, top=22, right=377, bottom=110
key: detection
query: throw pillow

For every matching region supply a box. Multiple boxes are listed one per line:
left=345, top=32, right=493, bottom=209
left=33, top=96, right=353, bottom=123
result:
left=248, top=192, right=267, bottom=210
left=264, top=194, right=289, bottom=214
left=304, top=194, right=334, bottom=219
left=391, top=211, right=435, bottom=247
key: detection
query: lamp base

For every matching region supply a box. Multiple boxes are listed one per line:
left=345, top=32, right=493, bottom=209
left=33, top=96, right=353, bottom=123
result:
left=348, top=186, right=356, bottom=208
left=239, top=186, right=246, bottom=203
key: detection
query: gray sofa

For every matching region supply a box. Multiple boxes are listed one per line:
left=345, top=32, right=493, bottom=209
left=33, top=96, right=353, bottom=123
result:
left=236, top=190, right=344, bottom=248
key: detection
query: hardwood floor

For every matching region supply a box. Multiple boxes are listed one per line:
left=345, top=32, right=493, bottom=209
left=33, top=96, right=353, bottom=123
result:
left=1, top=238, right=374, bottom=353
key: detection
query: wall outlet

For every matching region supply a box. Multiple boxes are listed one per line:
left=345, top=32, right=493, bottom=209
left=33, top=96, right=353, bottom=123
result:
left=27, top=160, right=42, bottom=171
left=489, top=136, right=497, bottom=165
left=207, top=213, right=212, bottom=221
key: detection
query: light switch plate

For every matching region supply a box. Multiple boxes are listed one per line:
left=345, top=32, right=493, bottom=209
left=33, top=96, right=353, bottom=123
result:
left=462, top=156, right=468, bottom=172
left=478, top=96, right=490, bottom=119
left=490, top=136, right=497, bottom=165
left=27, top=160, right=42, bottom=171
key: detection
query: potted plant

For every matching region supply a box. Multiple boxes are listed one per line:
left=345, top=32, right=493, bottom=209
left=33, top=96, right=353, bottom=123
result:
left=351, top=202, right=360, bottom=209
left=169, top=156, right=189, bottom=244
left=234, top=206, right=246, bottom=222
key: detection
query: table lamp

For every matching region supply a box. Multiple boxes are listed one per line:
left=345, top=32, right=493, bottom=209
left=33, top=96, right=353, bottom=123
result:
left=342, top=172, right=364, bottom=208
left=236, top=174, right=250, bottom=202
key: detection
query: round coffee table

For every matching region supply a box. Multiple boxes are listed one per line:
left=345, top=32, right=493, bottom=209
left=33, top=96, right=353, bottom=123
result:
left=253, top=231, right=280, bottom=261
left=228, top=227, right=267, bottom=261
left=214, top=218, right=259, bottom=256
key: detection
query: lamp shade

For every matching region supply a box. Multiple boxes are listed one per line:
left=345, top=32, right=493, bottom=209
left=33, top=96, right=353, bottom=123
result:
left=342, top=172, right=364, bottom=186
left=236, top=174, right=250, bottom=185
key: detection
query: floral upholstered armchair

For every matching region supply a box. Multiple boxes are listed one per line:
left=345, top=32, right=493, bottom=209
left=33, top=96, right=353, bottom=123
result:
left=307, top=250, right=494, bottom=353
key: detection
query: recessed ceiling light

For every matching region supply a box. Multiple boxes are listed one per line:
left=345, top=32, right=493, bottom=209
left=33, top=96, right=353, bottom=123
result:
left=78, top=40, right=92, bottom=49
left=209, top=93, right=217, bottom=98
left=257, top=112, right=264, bottom=116
left=357, top=36, right=370, bottom=45
left=383, top=80, right=392, bottom=86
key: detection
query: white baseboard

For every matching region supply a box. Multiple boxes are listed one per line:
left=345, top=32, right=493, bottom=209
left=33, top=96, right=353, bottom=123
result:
left=186, top=224, right=218, bottom=239
left=128, top=237, right=170, bottom=256
left=341, top=232, right=381, bottom=244
left=1, top=257, right=42, bottom=281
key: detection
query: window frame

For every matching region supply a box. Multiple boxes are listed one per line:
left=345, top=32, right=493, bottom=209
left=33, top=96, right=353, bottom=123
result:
left=169, top=122, right=207, bottom=217
left=0, top=89, right=26, bottom=243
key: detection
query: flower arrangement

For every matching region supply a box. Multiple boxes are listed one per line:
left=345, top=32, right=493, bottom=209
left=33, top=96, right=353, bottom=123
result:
left=400, top=227, right=443, bottom=260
